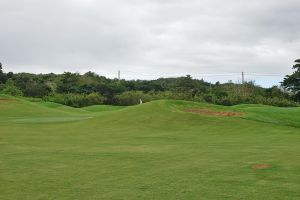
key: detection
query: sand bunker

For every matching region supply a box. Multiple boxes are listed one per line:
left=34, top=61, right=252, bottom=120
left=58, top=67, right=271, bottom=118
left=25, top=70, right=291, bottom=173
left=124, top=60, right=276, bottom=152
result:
left=185, top=109, right=245, bottom=117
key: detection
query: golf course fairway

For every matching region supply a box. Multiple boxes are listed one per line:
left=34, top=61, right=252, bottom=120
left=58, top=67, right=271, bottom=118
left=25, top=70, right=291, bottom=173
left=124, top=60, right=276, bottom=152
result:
left=1, top=97, right=300, bottom=199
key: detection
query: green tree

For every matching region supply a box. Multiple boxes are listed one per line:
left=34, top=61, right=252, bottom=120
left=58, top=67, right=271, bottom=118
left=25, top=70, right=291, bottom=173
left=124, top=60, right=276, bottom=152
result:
left=174, top=75, right=197, bottom=100
left=57, top=72, right=80, bottom=93
left=23, top=79, right=51, bottom=97
left=282, top=59, right=300, bottom=101
left=0, top=79, right=23, bottom=96
left=0, top=62, right=6, bottom=84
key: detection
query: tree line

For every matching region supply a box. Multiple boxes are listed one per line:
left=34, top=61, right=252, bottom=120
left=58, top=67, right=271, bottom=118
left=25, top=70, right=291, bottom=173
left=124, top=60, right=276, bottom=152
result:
left=0, top=60, right=299, bottom=107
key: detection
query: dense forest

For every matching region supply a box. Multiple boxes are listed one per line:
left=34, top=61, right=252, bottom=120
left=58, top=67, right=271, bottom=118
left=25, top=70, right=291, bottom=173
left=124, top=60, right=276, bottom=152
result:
left=0, top=60, right=299, bottom=107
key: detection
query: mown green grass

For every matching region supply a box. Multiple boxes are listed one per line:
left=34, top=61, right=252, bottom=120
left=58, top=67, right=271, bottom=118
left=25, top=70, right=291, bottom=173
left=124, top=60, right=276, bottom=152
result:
left=82, top=105, right=125, bottom=112
left=0, top=97, right=300, bottom=199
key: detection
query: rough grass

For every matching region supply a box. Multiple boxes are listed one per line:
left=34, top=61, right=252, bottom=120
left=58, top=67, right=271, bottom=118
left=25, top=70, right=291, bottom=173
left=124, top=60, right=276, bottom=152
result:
left=0, top=98, right=300, bottom=199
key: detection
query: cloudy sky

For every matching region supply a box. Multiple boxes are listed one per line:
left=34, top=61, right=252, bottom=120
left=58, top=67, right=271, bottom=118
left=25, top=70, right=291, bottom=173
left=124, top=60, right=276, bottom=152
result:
left=0, top=0, right=299, bottom=87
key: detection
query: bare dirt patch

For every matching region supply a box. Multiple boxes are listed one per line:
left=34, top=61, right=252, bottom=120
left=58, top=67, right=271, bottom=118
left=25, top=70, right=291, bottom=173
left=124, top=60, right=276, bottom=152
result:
left=252, top=164, right=272, bottom=170
left=185, top=109, right=245, bottom=117
left=0, top=99, right=16, bottom=103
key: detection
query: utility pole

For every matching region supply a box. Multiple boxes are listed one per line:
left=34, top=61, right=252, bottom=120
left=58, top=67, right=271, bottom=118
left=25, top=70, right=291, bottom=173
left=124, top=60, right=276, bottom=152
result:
left=241, top=72, right=246, bottom=97
left=118, top=70, right=120, bottom=81
left=242, top=72, right=245, bottom=84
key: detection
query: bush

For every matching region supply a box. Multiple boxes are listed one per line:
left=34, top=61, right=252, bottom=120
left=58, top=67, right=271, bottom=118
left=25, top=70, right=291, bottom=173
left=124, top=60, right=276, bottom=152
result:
left=211, top=94, right=297, bottom=107
left=114, top=90, right=192, bottom=106
left=113, top=90, right=298, bottom=107
left=261, top=97, right=297, bottom=107
left=115, top=91, right=153, bottom=106
left=85, top=92, right=107, bottom=106
left=23, top=81, right=51, bottom=98
left=0, top=79, right=23, bottom=96
left=44, top=92, right=106, bottom=107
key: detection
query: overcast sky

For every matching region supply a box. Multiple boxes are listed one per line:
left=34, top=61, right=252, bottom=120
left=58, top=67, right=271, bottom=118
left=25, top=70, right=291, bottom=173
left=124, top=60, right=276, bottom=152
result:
left=0, top=0, right=299, bottom=87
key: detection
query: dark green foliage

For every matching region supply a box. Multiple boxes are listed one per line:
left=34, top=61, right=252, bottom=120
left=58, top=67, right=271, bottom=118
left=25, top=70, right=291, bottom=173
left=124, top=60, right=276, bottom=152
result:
left=115, top=91, right=151, bottom=106
left=57, top=72, right=81, bottom=93
left=23, top=79, right=51, bottom=97
left=44, top=92, right=106, bottom=108
left=265, top=86, right=286, bottom=99
left=0, top=79, right=23, bottom=96
left=10, top=73, right=51, bottom=97
left=282, top=59, right=300, bottom=101
left=0, top=62, right=7, bottom=84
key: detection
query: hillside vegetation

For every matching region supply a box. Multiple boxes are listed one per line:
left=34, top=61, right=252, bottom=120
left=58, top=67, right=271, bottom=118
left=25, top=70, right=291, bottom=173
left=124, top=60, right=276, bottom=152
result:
left=1, top=97, right=300, bottom=199
left=0, top=67, right=298, bottom=107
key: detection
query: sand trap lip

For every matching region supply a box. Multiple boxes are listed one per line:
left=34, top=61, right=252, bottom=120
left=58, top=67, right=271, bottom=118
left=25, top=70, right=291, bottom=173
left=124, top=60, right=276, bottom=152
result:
left=185, top=109, right=245, bottom=117
left=0, top=98, right=16, bottom=102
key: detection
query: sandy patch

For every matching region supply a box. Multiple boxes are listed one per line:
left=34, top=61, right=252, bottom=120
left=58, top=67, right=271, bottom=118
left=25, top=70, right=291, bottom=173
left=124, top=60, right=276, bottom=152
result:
left=252, top=164, right=272, bottom=170
left=185, top=109, right=245, bottom=117
left=0, top=99, right=16, bottom=103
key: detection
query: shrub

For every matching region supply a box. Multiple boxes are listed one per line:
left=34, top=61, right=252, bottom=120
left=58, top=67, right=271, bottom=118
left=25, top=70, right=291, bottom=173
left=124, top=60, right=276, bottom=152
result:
left=44, top=92, right=106, bottom=107
left=115, top=91, right=153, bottom=106
left=85, top=92, right=107, bottom=106
left=261, top=97, right=297, bottom=107
left=23, top=81, right=51, bottom=97
left=0, top=79, right=23, bottom=96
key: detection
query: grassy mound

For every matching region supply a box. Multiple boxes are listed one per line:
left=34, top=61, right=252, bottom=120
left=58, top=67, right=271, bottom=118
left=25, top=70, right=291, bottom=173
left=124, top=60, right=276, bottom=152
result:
left=0, top=99, right=300, bottom=199
left=82, top=105, right=125, bottom=112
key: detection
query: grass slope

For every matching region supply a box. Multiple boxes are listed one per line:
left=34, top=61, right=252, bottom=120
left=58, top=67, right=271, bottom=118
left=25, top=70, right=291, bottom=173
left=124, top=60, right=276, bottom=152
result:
left=0, top=98, right=300, bottom=200
left=82, top=105, right=125, bottom=112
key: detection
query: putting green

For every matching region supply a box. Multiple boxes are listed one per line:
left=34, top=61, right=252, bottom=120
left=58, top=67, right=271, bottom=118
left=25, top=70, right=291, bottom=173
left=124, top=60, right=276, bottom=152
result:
left=0, top=97, right=300, bottom=199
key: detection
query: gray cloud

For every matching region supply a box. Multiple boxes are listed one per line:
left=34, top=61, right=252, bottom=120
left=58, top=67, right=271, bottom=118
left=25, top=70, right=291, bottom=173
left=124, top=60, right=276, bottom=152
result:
left=0, top=0, right=299, bottom=86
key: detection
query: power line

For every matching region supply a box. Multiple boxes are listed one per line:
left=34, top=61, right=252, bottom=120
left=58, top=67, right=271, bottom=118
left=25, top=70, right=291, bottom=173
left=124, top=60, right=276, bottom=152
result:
left=122, top=72, right=285, bottom=78
left=94, top=70, right=287, bottom=80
